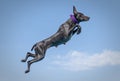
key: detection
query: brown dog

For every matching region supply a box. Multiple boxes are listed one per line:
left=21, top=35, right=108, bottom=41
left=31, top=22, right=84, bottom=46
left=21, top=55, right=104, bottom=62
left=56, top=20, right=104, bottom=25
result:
left=21, top=6, right=90, bottom=73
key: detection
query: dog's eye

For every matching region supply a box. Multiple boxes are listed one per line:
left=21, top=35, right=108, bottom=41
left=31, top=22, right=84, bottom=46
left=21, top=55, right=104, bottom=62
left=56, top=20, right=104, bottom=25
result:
left=78, top=14, right=82, bottom=17
left=80, top=14, right=83, bottom=17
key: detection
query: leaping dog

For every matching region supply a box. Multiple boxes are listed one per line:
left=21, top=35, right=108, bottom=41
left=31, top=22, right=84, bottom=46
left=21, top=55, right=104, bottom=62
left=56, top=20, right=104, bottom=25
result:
left=21, top=6, right=90, bottom=73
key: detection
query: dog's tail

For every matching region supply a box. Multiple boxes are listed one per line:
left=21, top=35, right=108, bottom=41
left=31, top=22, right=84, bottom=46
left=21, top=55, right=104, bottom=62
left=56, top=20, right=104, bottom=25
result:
left=31, top=43, right=37, bottom=51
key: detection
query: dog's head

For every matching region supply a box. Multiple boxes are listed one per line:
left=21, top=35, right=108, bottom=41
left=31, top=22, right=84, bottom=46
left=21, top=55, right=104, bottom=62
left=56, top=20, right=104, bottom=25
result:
left=73, top=6, right=90, bottom=22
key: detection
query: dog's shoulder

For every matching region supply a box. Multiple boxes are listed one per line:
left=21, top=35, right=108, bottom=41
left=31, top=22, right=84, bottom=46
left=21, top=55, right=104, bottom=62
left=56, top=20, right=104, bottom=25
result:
left=58, top=23, right=70, bottom=32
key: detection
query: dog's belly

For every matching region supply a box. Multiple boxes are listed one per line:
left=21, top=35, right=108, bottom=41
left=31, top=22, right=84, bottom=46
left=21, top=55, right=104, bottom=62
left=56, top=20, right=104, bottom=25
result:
left=50, top=35, right=72, bottom=47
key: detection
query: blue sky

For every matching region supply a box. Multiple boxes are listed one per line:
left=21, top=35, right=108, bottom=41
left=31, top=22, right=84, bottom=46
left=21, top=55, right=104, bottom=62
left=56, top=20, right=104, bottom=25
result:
left=0, top=0, right=120, bottom=81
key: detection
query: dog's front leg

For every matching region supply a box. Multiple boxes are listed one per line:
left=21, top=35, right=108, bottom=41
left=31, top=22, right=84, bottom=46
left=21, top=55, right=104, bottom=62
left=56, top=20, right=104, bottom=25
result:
left=75, top=24, right=81, bottom=35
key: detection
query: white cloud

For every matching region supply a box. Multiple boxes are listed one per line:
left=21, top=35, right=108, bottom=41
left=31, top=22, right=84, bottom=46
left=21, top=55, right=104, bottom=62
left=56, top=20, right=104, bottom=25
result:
left=52, top=50, right=120, bottom=71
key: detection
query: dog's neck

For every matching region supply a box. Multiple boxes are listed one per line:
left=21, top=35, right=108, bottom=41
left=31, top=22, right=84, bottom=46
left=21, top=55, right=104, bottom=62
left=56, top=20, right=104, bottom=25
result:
left=70, top=15, right=79, bottom=24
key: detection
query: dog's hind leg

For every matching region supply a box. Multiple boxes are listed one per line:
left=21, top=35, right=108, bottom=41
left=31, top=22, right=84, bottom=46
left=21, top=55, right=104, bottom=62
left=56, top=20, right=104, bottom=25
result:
left=25, top=54, right=44, bottom=73
left=25, top=48, right=45, bottom=73
left=21, top=52, right=36, bottom=62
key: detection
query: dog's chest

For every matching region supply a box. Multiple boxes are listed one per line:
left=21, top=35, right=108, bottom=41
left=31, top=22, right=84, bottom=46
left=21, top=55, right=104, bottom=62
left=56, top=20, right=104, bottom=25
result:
left=50, top=25, right=73, bottom=47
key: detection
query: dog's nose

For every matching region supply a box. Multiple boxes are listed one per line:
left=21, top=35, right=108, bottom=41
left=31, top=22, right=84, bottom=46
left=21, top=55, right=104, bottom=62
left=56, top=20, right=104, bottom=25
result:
left=87, top=17, right=90, bottom=20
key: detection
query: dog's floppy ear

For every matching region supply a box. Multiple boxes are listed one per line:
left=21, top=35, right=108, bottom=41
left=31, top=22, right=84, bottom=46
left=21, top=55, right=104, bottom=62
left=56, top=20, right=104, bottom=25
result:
left=73, top=6, right=77, bottom=15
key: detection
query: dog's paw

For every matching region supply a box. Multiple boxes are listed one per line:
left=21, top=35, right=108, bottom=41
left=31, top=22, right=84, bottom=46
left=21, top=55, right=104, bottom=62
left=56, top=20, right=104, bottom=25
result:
left=21, top=59, right=26, bottom=62
left=77, top=28, right=81, bottom=34
left=25, top=70, right=30, bottom=74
